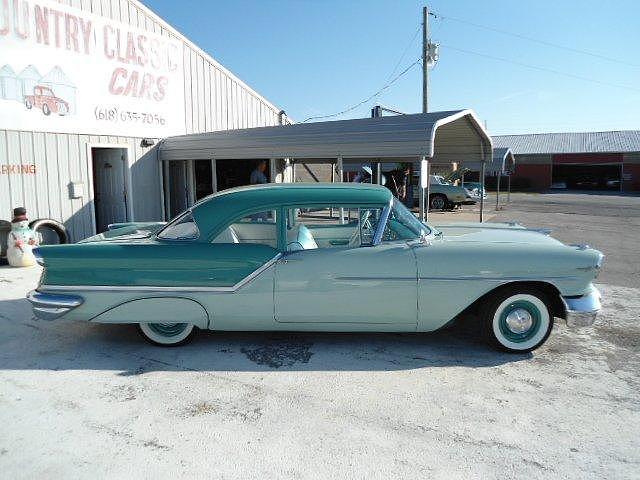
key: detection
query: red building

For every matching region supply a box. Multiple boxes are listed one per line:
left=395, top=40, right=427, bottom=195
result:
left=493, top=131, right=640, bottom=192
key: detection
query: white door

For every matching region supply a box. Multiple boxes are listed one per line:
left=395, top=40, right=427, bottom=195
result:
left=92, top=148, right=128, bottom=233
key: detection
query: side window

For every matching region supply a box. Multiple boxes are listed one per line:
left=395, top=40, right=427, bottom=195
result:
left=212, top=210, right=278, bottom=248
left=157, top=212, right=199, bottom=240
left=285, top=206, right=384, bottom=252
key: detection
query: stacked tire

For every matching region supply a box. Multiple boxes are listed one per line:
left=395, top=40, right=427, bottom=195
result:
left=29, top=219, right=68, bottom=245
left=0, top=218, right=68, bottom=265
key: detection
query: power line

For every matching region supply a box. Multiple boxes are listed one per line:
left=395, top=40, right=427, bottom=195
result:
left=385, top=25, right=421, bottom=82
left=441, top=44, right=640, bottom=93
left=430, top=11, right=640, bottom=68
left=301, top=58, right=422, bottom=123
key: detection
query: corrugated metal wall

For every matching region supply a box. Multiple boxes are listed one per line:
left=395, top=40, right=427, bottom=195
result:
left=0, top=131, right=159, bottom=241
left=1, top=0, right=283, bottom=241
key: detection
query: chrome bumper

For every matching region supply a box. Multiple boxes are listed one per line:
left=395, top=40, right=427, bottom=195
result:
left=562, top=285, right=601, bottom=327
left=27, top=290, right=84, bottom=321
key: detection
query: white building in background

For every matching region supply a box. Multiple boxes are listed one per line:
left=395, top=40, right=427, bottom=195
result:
left=0, top=0, right=287, bottom=240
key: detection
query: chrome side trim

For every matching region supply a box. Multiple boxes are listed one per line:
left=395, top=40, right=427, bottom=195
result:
left=334, top=276, right=416, bottom=282
left=418, top=275, right=579, bottom=282
left=27, top=290, right=84, bottom=321
left=562, top=285, right=601, bottom=327
left=41, top=254, right=282, bottom=294
left=372, top=200, right=392, bottom=246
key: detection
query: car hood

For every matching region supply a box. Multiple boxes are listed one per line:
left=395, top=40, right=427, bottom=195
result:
left=433, top=222, right=563, bottom=246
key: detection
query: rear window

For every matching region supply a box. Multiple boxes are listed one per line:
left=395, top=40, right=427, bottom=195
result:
left=157, top=212, right=200, bottom=240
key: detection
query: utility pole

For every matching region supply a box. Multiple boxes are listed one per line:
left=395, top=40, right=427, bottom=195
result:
left=419, top=7, right=430, bottom=221
left=422, top=6, right=429, bottom=113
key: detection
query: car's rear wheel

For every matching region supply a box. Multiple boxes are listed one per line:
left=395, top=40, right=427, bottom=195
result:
left=42, top=104, right=51, bottom=115
left=429, top=193, right=447, bottom=210
left=25, top=99, right=32, bottom=109
left=481, top=289, right=554, bottom=353
left=138, top=322, right=196, bottom=346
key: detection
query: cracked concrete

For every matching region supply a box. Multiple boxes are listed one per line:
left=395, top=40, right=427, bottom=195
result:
left=0, top=192, right=638, bottom=479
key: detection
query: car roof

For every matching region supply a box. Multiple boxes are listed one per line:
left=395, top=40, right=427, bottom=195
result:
left=191, top=182, right=392, bottom=240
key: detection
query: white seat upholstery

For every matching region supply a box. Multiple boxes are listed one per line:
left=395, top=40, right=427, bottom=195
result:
left=286, top=224, right=318, bottom=251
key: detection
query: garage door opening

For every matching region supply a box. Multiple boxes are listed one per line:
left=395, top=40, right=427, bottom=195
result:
left=216, top=159, right=270, bottom=191
left=552, top=164, right=621, bottom=191
left=91, top=147, right=129, bottom=233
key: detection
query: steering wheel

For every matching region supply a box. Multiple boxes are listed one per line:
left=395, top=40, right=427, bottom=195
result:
left=360, top=210, right=375, bottom=235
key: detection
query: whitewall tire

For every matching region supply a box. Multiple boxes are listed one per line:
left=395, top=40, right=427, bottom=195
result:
left=138, top=322, right=196, bottom=346
left=482, top=290, right=554, bottom=353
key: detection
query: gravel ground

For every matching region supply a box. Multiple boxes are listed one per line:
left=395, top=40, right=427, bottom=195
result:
left=0, top=192, right=638, bottom=479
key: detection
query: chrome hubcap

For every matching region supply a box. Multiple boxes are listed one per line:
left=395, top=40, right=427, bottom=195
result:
left=147, top=322, right=189, bottom=337
left=505, top=308, right=533, bottom=334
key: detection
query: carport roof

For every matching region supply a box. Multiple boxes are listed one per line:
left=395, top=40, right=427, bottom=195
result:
left=159, top=109, right=492, bottom=163
left=493, top=130, right=640, bottom=155
left=457, top=147, right=516, bottom=175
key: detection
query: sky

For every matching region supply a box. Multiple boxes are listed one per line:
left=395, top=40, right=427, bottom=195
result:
left=145, top=0, right=640, bottom=135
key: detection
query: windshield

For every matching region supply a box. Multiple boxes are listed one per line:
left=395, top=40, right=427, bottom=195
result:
left=382, top=199, right=431, bottom=241
left=157, top=212, right=200, bottom=240
left=430, top=175, right=449, bottom=185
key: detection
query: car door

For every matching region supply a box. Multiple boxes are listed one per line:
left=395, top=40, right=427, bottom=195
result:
left=274, top=205, right=417, bottom=329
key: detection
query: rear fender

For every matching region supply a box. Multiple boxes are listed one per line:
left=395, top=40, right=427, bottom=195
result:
left=90, top=297, right=209, bottom=328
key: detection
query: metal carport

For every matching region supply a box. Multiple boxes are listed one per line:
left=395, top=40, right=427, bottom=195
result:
left=491, top=147, right=516, bottom=207
left=457, top=146, right=516, bottom=210
left=158, top=109, right=493, bottom=222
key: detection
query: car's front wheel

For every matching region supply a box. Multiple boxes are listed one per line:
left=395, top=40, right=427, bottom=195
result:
left=481, top=289, right=554, bottom=353
left=429, top=193, right=447, bottom=210
left=138, top=322, right=196, bottom=346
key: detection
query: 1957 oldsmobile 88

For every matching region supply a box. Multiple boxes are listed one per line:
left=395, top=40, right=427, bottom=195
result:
left=27, top=183, right=603, bottom=352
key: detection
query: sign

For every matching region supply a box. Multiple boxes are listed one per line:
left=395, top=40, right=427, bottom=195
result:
left=1, top=163, right=36, bottom=175
left=0, top=0, right=185, bottom=137
left=420, top=159, right=429, bottom=188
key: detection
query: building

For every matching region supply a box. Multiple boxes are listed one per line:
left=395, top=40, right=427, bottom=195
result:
left=1, top=0, right=286, bottom=241
left=493, top=131, right=640, bottom=192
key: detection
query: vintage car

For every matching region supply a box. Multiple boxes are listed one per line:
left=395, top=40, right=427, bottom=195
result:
left=24, top=85, right=69, bottom=116
left=412, top=174, right=476, bottom=210
left=443, top=168, right=487, bottom=200
left=27, top=183, right=603, bottom=352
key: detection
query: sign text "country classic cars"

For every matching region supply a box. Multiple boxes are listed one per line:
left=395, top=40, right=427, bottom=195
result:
left=0, top=0, right=180, bottom=101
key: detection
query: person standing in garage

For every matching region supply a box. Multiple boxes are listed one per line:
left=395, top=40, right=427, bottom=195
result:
left=391, top=164, right=414, bottom=209
left=250, top=160, right=268, bottom=184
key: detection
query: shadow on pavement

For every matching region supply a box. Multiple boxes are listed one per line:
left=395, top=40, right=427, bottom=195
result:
left=0, top=297, right=530, bottom=375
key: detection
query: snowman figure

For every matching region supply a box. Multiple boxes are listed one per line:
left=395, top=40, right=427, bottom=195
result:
left=7, top=207, right=39, bottom=267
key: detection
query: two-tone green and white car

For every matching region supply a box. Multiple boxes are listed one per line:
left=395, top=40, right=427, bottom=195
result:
left=28, top=183, right=603, bottom=352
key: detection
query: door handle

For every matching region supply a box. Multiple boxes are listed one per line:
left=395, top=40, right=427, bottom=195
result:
left=277, top=257, right=300, bottom=264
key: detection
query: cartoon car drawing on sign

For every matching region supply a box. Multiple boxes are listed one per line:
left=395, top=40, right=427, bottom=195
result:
left=27, top=183, right=603, bottom=353
left=24, top=86, right=69, bottom=116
